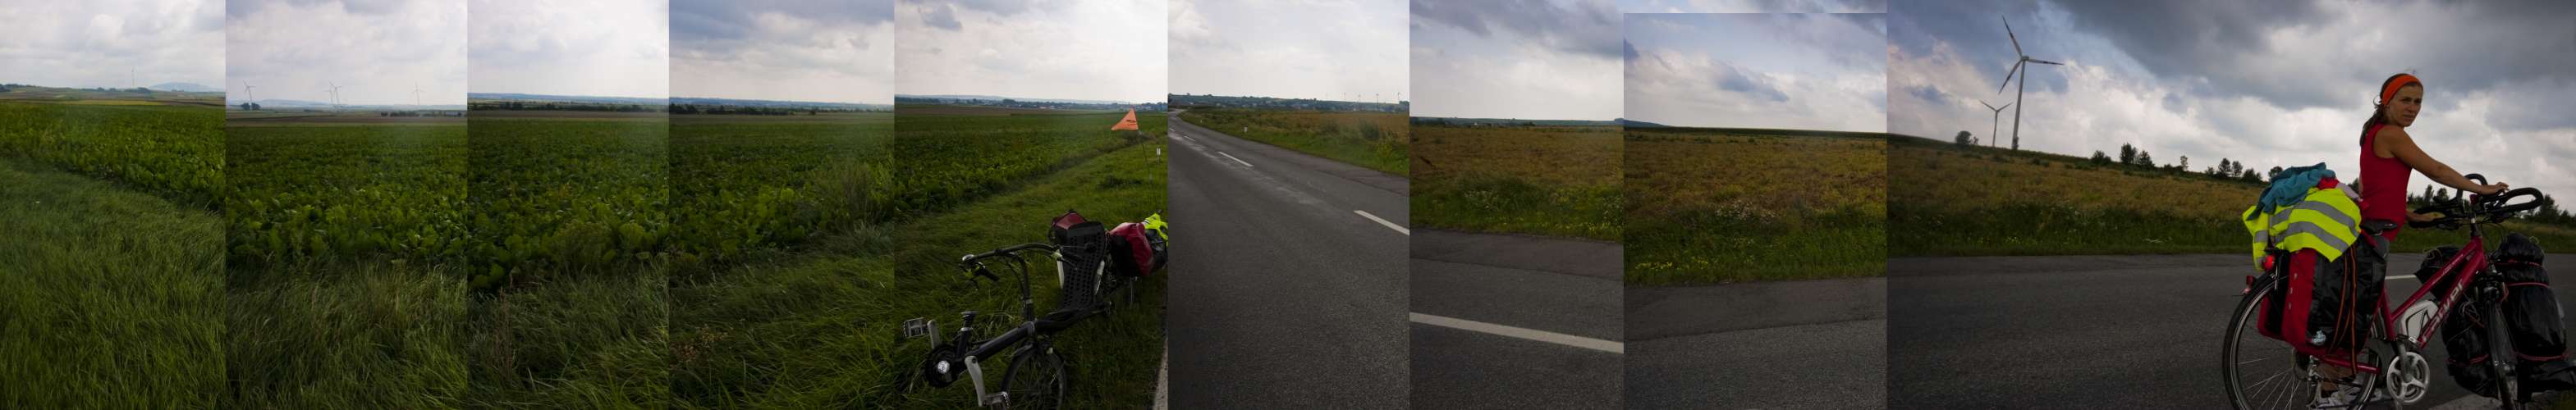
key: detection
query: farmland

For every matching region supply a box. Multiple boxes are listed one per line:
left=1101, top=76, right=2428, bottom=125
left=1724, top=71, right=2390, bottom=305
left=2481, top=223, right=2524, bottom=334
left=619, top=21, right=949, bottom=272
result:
left=1411, top=122, right=1621, bottom=240
left=668, top=112, right=894, bottom=267
left=222, top=115, right=469, bottom=408
left=1887, top=138, right=2576, bottom=255
left=1625, top=128, right=1886, bottom=285
left=0, top=156, right=223, bottom=408
left=1176, top=107, right=1408, bottom=174
left=669, top=107, right=1168, bottom=408
left=0, top=101, right=224, bottom=206
left=463, top=112, right=671, bottom=408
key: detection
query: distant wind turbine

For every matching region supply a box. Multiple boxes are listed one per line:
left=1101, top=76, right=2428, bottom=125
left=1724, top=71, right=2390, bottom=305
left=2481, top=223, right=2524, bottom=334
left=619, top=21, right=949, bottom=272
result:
left=326, top=81, right=346, bottom=112
left=1997, top=16, right=2063, bottom=152
left=243, top=82, right=258, bottom=110
left=1979, top=100, right=2011, bottom=148
left=413, top=84, right=423, bottom=106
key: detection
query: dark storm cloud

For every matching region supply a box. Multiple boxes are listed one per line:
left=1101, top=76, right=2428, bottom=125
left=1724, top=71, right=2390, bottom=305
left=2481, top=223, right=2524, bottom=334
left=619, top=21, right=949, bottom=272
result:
left=1413, top=0, right=1622, bottom=60
left=1714, top=61, right=1789, bottom=102
left=1730, top=0, right=1886, bottom=13
left=919, top=2, right=962, bottom=30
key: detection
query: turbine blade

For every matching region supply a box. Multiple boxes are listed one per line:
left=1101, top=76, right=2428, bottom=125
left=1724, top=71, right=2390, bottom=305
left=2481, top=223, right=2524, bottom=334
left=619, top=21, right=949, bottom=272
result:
left=2003, top=16, right=2022, bottom=56
left=1981, top=100, right=1998, bottom=111
left=2000, top=102, right=2013, bottom=111
left=1998, top=61, right=2022, bottom=93
left=2028, top=58, right=2065, bottom=66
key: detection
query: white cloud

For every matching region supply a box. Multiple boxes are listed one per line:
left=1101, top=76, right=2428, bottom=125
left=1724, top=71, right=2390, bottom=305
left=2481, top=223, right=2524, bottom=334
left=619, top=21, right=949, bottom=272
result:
left=673, top=2, right=892, bottom=104
left=468, top=0, right=670, bottom=98
left=1167, top=0, right=1406, bottom=103
left=1411, top=0, right=1619, bottom=121
left=896, top=0, right=1167, bottom=103
left=228, top=0, right=466, bottom=105
left=1625, top=13, right=1884, bottom=131
left=0, top=0, right=224, bottom=89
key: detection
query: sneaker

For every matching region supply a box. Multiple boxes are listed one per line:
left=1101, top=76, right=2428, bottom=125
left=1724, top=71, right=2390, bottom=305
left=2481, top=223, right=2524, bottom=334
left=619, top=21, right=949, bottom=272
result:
left=2310, top=383, right=2388, bottom=409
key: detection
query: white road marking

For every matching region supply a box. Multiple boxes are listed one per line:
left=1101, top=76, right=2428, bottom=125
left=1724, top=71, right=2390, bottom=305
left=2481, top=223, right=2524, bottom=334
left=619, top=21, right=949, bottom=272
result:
left=1410, top=312, right=1624, bottom=354
left=1217, top=152, right=1254, bottom=168
left=1153, top=342, right=1169, bottom=410
left=1354, top=210, right=1409, bottom=235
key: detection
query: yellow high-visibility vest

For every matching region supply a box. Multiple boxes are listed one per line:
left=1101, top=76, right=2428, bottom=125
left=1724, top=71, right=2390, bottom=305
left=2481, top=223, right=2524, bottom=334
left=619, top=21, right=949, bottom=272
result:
left=2244, top=184, right=2363, bottom=265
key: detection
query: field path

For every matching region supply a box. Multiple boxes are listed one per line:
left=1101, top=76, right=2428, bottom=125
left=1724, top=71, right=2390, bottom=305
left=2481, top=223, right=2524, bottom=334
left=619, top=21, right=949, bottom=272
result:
left=1164, top=116, right=1411, bottom=408
left=1891, top=253, right=2576, bottom=408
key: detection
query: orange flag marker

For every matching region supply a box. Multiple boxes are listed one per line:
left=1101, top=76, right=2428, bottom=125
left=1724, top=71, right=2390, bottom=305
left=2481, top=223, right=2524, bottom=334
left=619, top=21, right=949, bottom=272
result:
left=1110, top=109, right=1140, bottom=131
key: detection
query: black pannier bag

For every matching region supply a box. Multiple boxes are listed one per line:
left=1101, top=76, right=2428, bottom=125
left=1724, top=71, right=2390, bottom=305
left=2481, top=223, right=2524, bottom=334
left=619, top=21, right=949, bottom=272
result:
left=2303, top=234, right=2386, bottom=354
left=2424, top=246, right=2500, bottom=393
left=2496, top=233, right=2576, bottom=391
left=1050, top=211, right=1110, bottom=311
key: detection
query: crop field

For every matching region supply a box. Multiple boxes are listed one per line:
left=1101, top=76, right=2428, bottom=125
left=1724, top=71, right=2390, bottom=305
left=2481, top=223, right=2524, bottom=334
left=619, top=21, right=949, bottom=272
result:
left=0, top=157, right=223, bottom=408
left=1412, top=123, right=1621, bottom=240
left=670, top=107, right=1167, bottom=408
left=669, top=112, right=894, bottom=267
left=1176, top=107, right=1408, bottom=174
left=225, top=121, right=467, bottom=266
left=1888, top=139, right=2576, bottom=255
left=1625, top=129, right=1886, bottom=285
left=0, top=102, right=223, bottom=206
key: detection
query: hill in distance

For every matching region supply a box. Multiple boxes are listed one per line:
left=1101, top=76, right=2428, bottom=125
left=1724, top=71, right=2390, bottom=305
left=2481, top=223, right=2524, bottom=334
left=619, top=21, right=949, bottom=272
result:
left=149, top=82, right=219, bottom=93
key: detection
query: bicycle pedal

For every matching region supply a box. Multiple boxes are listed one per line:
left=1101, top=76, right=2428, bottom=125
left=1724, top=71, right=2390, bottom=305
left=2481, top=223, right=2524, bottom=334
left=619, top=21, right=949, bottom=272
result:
left=983, top=392, right=1009, bottom=406
left=901, top=317, right=933, bottom=339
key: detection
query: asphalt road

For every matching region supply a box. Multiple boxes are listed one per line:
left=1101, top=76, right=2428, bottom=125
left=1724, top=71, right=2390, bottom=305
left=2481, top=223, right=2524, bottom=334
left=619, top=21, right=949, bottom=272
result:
left=1163, top=116, right=1411, bottom=408
left=1891, top=253, right=2576, bottom=408
left=1626, top=277, right=1888, bottom=408
left=1411, top=229, right=1625, bottom=408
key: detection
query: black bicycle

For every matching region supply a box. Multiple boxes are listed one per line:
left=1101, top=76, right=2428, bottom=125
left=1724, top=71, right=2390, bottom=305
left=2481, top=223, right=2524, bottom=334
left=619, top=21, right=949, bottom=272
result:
left=902, top=243, right=1082, bottom=409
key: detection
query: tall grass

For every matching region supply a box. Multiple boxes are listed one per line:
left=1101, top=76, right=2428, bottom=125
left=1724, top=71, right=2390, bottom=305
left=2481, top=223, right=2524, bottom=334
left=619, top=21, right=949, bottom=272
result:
left=1625, top=130, right=1886, bottom=285
left=224, top=262, right=466, bottom=408
left=1412, top=124, right=1621, bottom=240
left=0, top=157, right=222, bottom=408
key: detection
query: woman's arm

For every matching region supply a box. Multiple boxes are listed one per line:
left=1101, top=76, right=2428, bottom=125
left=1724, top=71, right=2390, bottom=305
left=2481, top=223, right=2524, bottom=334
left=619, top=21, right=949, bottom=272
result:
left=2378, top=126, right=2509, bottom=195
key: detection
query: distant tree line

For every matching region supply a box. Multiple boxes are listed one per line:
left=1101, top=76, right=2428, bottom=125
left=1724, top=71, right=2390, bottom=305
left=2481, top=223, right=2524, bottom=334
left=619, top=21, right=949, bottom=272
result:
left=1169, top=93, right=1405, bottom=112
left=468, top=101, right=659, bottom=112
left=897, top=96, right=1164, bottom=112
left=667, top=104, right=878, bottom=116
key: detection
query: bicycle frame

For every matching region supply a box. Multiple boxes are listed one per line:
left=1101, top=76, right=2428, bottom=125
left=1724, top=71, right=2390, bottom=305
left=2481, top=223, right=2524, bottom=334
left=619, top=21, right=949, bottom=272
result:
left=2309, top=234, right=2489, bottom=374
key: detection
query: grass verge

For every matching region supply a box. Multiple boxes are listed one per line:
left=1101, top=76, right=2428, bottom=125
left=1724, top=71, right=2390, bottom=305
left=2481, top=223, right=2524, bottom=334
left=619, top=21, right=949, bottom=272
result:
left=0, top=157, right=222, bottom=408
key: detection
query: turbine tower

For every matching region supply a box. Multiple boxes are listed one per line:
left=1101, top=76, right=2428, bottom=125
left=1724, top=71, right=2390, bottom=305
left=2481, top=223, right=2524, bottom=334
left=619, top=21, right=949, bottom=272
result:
left=1997, top=16, right=2062, bottom=152
left=243, top=82, right=258, bottom=111
left=326, top=81, right=345, bottom=112
left=413, top=84, right=423, bottom=106
left=1979, top=100, right=2011, bottom=148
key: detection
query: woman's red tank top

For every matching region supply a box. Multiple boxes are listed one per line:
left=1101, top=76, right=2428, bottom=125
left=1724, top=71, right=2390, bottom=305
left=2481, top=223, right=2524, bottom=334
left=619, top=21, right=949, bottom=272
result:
left=2358, top=123, right=2412, bottom=239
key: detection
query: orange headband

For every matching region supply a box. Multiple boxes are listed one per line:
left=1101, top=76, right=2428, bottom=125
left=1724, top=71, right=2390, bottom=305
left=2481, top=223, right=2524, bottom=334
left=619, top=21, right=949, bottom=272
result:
left=2381, top=74, right=2420, bottom=105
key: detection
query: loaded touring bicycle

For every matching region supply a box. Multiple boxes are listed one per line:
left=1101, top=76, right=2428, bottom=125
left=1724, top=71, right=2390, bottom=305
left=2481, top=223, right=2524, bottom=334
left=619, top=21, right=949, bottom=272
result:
left=2224, top=172, right=2567, bottom=409
left=901, top=210, right=1167, bottom=409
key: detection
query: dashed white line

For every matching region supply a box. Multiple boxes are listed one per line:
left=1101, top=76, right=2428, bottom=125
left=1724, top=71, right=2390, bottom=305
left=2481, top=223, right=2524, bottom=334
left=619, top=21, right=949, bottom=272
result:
left=1410, top=312, right=1624, bottom=354
left=1217, top=152, right=1254, bottom=168
left=1355, top=210, right=1409, bottom=235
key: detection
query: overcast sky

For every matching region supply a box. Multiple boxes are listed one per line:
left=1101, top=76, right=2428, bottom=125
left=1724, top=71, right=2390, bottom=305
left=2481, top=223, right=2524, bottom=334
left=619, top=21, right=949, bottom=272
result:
left=228, top=0, right=462, bottom=106
left=0, top=0, right=223, bottom=89
left=1169, top=0, right=1405, bottom=103
left=1618, top=0, right=1884, bottom=13
left=1891, top=0, right=2576, bottom=198
left=469, top=0, right=668, bottom=98
left=1625, top=13, right=1883, bottom=131
left=1412, top=0, right=1621, bottom=121
left=674, top=0, right=892, bottom=104
left=896, top=0, right=1166, bottom=104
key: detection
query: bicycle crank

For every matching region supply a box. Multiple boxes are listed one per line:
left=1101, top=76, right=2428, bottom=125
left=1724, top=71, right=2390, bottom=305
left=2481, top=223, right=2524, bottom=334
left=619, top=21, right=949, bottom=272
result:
left=2386, top=349, right=2431, bottom=404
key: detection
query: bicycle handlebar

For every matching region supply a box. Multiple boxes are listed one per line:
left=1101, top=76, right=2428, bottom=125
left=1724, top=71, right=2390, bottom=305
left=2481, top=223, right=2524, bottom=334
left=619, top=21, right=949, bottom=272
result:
left=2404, top=180, right=2545, bottom=230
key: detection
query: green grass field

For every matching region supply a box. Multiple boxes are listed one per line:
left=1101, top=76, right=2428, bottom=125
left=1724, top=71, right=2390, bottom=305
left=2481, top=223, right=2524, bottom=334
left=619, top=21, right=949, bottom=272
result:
left=0, top=102, right=223, bottom=207
left=0, top=156, right=224, bottom=408
left=1176, top=107, right=1408, bottom=174
left=1890, top=138, right=2576, bottom=256
left=222, top=118, right=470, bottom=408
left=1625, top=129, right=1886, bottom=285
left=670, top=107, right=1167, bottom=409
left=1412, top=123, right=1621, bottom=240
left=669, top=112, right=894, bottom=267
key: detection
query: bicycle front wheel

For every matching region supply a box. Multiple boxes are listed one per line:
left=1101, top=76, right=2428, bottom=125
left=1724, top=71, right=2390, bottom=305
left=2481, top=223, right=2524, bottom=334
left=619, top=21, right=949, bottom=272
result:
left=2225, top=278, right=2319, bottom=409
left=1002, top=344, right=1068, bottom=410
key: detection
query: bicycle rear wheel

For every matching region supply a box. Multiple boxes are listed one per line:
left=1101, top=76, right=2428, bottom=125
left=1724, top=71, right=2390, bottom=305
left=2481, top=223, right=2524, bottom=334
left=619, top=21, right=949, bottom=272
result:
left=2486, top=296, right=2523, bottom=408
left=1002, top=343, right=1068, bottom=410
left=2225, top=278, right=2322, bottom=409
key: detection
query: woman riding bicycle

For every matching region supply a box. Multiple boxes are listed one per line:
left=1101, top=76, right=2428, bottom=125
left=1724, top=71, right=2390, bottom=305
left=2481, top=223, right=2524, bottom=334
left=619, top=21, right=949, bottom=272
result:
left=2309, top=73, right=2516, bottom=406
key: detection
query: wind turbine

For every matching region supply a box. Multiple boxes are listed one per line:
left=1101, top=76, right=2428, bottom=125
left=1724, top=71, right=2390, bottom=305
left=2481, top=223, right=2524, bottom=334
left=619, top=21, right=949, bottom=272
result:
left=326, top=81, right=345, bottom=112
left=1979, top=100, right=2012, bottom=148
left=1997, top=16, right=2062, bottom=152
left=243, top=82, right=258, bottom=111
left=413, top=84, right=422, bottom=107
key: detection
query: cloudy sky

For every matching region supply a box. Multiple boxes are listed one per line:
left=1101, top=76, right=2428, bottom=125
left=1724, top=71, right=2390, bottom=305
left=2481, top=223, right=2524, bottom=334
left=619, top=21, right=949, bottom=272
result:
left=1891, top=0, right=2576, bottom=198
left=674, top=0, right=892, bottom=104
left=1625, top=13, right=1884, bottom=131
left=896, top=0, right=1166, bottom=104
left=0, top=0, right=222, bottom=89
left=1411, top=0, right=1620, bottom=121
left=1169, top=0, right=1405, bottom=103
left=1617, top=0, right=1884, bottom=13
left=228, top=0, right=462, bottom=106
left=469, top=0, right=668, bottom=98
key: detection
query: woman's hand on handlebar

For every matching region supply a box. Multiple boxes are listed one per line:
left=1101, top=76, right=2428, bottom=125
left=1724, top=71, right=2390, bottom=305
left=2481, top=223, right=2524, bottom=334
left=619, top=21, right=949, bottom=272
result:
left=2479, top=182, right=2510, bottom=196
left=2408, top=212, right=2443, bottom=223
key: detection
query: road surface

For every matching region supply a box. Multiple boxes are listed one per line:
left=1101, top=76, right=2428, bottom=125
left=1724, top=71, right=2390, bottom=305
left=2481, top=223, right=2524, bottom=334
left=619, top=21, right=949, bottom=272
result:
left=1164, top=115, right=1411, bottom=408
left=1626, top=277, right=1888, bottom=408
left=1412, top=229, right=1625, bottom=408
left=1891, top=253, right=2576, bottom=408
